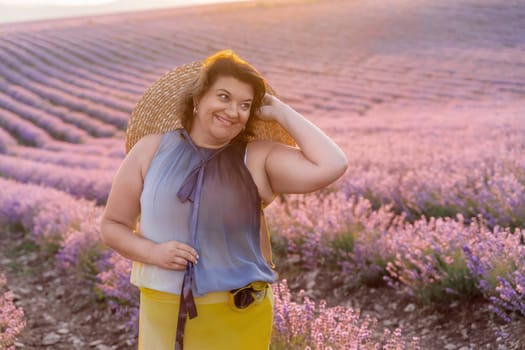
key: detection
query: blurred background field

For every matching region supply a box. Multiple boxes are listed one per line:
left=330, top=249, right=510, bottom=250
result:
left=0, top=0, right=250, bottom=24
left=0, top=0, right=524, bottom=349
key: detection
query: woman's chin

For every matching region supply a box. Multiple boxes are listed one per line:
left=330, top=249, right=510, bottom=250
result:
left=212, top=126, right=242, bottom=142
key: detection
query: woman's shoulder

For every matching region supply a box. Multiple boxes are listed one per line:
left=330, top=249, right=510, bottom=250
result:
left=131, top=133, right=164, bottom=154
left=133, top=129, right=187, bottom=151
left=127, top=134, right=164, bottom=173
left=246, top=139, right=294, bottom=163
left=245, top=139, right=275, bottom=155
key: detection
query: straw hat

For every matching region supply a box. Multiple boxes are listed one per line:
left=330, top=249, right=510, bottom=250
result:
left=126, top=60, right=296, bottom=153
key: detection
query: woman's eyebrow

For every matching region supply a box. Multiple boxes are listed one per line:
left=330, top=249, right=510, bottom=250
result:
left=217, top=88, right=253, bottom=102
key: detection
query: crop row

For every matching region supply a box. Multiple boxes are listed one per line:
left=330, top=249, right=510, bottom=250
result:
left=0, top=53, right=130, bottom=131
left=0, top=127, right=17, bottom=153
left=0, top=92, right=88, bottom=143
left=22, top=30, right=163, bottom=84
left=0, top=154, right=113, bottom=203
left=1, top=82, right=117, bottom=138
left=42, top=136, right=125, bottom=158
left=8, top=145, right=120, bottom=171
left=267, top=191, right=525, bottom=323
left=0, top=108, right=53, bottom=147
left=1, top=34, right=148, bottom=95
left=332, top=104, right=525, bottom=229
left=0, top=39, right=136, bottom=112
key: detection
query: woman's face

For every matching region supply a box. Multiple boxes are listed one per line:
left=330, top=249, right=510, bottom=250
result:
left=191, top=75, right=254, bottom=147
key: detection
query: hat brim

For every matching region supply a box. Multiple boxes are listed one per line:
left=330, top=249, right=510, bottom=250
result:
left=126, top=60, right=296, bottom=153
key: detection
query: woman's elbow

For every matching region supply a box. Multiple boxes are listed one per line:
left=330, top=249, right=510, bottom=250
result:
left=312, top=156, right=348, bottom=190
left=99, top=217, right=113, bottom=247
left=336, top=162, right=349, bottom=180
left=329, top=151, right=349, bottom=181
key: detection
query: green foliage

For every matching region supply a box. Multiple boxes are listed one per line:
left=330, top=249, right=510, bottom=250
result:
left=270, top=233, right=289, bottom=262
left=358, top=256, right=389, bottom=288
left=420, top=202, right=462, bottom=222
left=270, top=335, right=309, bottom=350
left=5, top=223, right=25, bottom=235
left=485, top=260, right=517, bottom=291
left=329, top=228, right=356, bottom=256
left=416, top=250, right=480, bottom=304
left=40, top=235, right=62, bottom=255
left=70, top=242, right=108, bottom=283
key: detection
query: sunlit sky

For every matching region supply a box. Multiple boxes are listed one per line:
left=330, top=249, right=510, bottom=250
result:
left=0, top=0, right=115, bottom=5
left=0, top=0, right=250, bottom=23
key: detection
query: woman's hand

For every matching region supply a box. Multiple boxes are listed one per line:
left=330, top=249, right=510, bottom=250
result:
left=257, top=94, right=290, bottom=122
left=152, top=241, right=199, bottom=270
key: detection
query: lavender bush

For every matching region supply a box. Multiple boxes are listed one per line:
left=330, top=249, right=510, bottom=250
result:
left=0, top=127, right=16, bottom=154
left=10, top=145, right=120, bottom=171
left=0, top=178, right=99, bottom=247
left=0, top=154, right=113, bottom=204
left=1, top=34, right=147, bottom=96
left=55, top=209, right=109, bottom=280
left=0, top=108, right=52, bottom=146
left=384, top=215, right=480, bottom=303
left=463, top=223, right=525, bottom=322
left=267, top=192, right=524, bottom=310
left=0, top=274, right=26, bottom=350
left=2, top=84, right=117, bottom=137
left=43, top=137, right=125, bottom=158
left=267, top=193, right=398, bottom=287
left=96, top=252, right=139, bottom=333
left=0, top=47, right=131, bottom=129
left=0, top=91, right=88, bottom=143
left=271, top=280, right=419, bottom=349
left=336, top=104, right=525, bottom=229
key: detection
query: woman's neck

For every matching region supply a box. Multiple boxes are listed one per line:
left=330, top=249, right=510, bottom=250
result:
left=188, top=128, right=230, bottom=150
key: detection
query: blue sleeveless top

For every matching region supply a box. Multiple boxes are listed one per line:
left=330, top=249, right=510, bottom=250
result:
left=130, top=129, right=277, bottom=296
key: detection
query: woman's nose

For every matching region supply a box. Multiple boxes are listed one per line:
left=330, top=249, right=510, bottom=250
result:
left=225, top=102, right=238, bottom=118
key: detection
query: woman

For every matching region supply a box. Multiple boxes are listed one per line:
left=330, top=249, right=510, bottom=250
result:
left=100, top=50, right=348, bottom=350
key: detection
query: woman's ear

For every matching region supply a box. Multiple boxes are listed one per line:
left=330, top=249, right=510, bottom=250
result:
left=192, top=96, right=199, bottom=108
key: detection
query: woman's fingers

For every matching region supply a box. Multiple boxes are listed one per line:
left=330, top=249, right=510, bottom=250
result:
left=153, top=240, right=199, bottom=270
left=174, top=250, right=198, bottom=265
left=262, top=93, right=272, bottom=105
left=173, top=242, right=199, bottom=263
left=170, top=256, right=190, bottom=270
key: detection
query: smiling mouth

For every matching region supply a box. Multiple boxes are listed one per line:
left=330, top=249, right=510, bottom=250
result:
left=215, top=114, right=235, bottom=126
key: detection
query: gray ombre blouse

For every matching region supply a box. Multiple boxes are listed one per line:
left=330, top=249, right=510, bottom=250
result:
left=130, top=129, right=277, bottom=296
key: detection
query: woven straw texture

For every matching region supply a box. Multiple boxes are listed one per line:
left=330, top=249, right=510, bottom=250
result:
left=126, top=61, right=296, bottom=153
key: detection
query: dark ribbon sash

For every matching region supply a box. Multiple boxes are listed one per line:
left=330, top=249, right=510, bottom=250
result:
left=174, top=129, right=229, bottom=350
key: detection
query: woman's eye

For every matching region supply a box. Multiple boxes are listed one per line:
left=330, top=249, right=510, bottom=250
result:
left=240, top=103, right=251, bottom=111
left=218, top=93, right=229, bottom=100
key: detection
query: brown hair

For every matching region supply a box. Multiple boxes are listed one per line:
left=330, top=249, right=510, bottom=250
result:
left=180, top=49, right=267, bottom=141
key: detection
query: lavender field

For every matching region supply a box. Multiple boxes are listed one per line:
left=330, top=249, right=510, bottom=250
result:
left=1, top=0, right=525, bottom=349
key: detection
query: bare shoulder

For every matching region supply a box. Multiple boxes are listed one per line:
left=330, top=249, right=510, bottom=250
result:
left=246, top=139, right=273, bottom=158
left=246, top=138, right=296, bottom=156
left=127, top=133, right=164, bottom=179
left=132, top=133, right=163, bottom=150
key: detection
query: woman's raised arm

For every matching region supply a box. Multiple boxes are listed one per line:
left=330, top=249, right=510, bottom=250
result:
left=254, top=94, right=348, bottom=195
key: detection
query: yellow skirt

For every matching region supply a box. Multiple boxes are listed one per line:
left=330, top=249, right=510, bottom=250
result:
left=138, top=286, right=274, bottom=350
